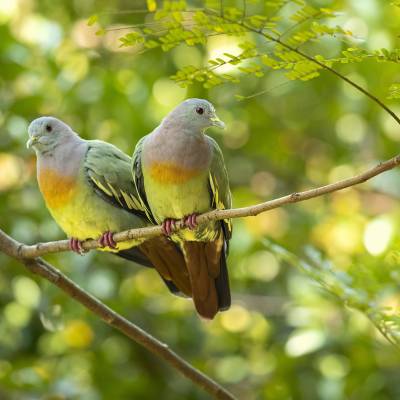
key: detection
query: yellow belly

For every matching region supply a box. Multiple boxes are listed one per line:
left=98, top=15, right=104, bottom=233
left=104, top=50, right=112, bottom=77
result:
left=38, top=168, right=144, bottom=251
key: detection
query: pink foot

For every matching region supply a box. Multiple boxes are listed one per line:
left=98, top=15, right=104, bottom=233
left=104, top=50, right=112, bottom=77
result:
left=162, top=219, right=177, bottom=236
left=99, top=231, right=117, bottom=249
left=69, top=238, right=86, bottom=255
left=184, top=213, right=198, bottom=230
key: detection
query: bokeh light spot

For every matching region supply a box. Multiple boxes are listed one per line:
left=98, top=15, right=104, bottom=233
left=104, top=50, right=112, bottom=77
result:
left=4, top=302, right=31, bottom=328
left=343, top=17, right=368, bottom=39
left=207, top=36, right=242, bottom=74
left=215, top=356, right=249, bottom=383
left=152, top=78, right=187, bottom=107
left=250, top=171, right=276, bottom=197
left=336, top=113, right=367, bottom=144
left=0, top=153, right=23, bottom=191
left=363, top=216, right=393, bottom=256
left=220, top=305, right=251, bottom=332
left=380, top=107, right=400, bottom=141
left=318, top=354, right=350, bottom=379
left=246, top=251, right=280, bottom=282
left=87, top=269, right=116, bottom=299
left=16, top=15, right=63, bottom=51
left=72, top=19, right=101, bottom=48
left=12, top=276, right=41, bottom=309
left=285, top=330, right=325, bottom=357
left=64, top=320, right=94, bottom=349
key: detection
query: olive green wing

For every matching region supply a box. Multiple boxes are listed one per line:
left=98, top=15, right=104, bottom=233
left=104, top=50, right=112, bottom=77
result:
left=131, top=136, right=156, bottom=223
left=84, top=140, right=146, bottom=217
left=207, top=136, right=232, bottom=240
left=84, top=140, right=189, bottom=296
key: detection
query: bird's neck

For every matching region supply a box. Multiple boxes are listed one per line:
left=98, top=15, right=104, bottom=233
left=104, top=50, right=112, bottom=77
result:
left=36, top=137, right=88, bottom=210
left=37, top=136, right=87, bottom=179
left=161, top=116, right=205, bottom=134
left=144, top=125, right=211, bottom=171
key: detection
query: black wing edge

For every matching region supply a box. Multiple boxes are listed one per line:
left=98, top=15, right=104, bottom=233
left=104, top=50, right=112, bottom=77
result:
left=215, top=222, right=231, bottom=311
left=132, top=141, right=157, bottom=224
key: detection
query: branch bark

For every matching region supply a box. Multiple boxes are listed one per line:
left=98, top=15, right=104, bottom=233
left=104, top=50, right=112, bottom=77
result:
left=16, top=153, right=400, bottom=259
left=0, top=229, right=236, bottom=400
left=3, top=154, right=397, bottom=398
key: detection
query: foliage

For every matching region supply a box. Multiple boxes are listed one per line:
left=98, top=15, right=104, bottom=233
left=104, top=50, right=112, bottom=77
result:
left=388, top=83, right=400, bottom=100
left=99, top=0, right=400, bottom=96
left=1, top=0, right=400, bottom=399
left=267, top=240, right=400, bottom=348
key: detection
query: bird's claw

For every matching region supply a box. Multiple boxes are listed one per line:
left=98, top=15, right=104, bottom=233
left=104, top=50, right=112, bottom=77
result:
left=99, top=231, right=117, bottom=249
left=184, top=213, right=198, bottom=230
left=69, top=238, right=87, bottom=255
left=162, top=219, right=177, bottom=236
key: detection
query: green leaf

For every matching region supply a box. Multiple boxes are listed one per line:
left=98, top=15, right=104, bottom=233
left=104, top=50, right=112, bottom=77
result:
left=87, top=14, right=98, bottom=26
left=95, top=28, right=106, bottom=36
left=146, top=0, right=157, bottom=12
left=119, top=32, right=144, bottom=47
left=388, top=83, right=400, bottom=99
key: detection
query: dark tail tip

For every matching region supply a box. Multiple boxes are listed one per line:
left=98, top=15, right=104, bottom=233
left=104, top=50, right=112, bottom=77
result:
left=215, top=245, right=231, bottom=311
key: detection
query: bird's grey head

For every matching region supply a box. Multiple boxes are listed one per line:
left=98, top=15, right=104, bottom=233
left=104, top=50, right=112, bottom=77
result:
left=27, top=117, right=75, bottom=153
left=164, top=98, right=225, bottom=132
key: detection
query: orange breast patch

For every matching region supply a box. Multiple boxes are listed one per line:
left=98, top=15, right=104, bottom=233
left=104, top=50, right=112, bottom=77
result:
left=149, top=162, right=202, bottom=184
left=38, top=168, right=77, bottom=209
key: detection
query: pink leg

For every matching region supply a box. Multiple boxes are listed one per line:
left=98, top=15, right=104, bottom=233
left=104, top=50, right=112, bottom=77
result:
left=162, top=219, right=177, bottom=236
left=184, top=213, right=198, bottom=230
left=99, top=231, right=117, bottom=249
left=69, top=238, right=86, bottom=255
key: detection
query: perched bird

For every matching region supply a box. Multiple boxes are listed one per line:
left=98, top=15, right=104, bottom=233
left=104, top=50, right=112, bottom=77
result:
left=27, top=116, right=192, bottom=296
left=132, top=98, right=232, bottom=319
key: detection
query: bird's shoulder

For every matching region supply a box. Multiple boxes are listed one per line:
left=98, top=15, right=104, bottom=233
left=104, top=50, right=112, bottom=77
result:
left=83, top=139, right=146, bottom=215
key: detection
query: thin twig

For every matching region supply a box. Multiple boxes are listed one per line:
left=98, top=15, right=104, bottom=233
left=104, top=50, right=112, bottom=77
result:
left=15, top=154, right=400, bottom=259
left=99, top=9, right=201, bottom=15
left=242, top=0, right=247, bottom=21
left=238, top=79, right=293, bottom=100
left=262, top=37, right=400, bottom=126
left=277, top=10, right=322, bottom=40
left=0, top=230, right=236, bottom=400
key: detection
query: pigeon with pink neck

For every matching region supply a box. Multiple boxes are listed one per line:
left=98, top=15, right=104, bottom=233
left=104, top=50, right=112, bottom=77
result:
left=133, top=98, right=232, bottom=319
left=27, top=116, right=192, bottom=298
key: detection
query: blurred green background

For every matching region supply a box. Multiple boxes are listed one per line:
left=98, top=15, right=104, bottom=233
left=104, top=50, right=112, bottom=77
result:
left=1, top=0, right=400, bottom=399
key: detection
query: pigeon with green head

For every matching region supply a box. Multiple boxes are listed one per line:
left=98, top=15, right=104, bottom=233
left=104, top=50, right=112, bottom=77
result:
left=132, top=99, right=232, bottom=319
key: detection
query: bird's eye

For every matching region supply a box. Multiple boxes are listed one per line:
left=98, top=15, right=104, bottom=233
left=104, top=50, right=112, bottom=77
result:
left=195, top=107, right=204, bottom=115
left=45, top=124, right=52, bottom=132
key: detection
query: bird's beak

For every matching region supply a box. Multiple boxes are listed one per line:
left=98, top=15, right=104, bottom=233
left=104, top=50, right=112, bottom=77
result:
left=26, top=136, right=37, bottom=149
left=210, top=115, right=225, bottom=129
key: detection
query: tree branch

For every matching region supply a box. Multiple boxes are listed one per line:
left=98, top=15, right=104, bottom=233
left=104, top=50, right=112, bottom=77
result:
left=0, top=229, right=236, bottom=400
left=16, top=153, right=400, bottom=259
left=3, top=154, right=397, bottom=397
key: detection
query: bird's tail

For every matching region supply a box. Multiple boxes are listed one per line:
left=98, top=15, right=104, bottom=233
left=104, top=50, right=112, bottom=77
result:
left=215, top=240, right=231, bottom=311
left=115, top=237, right=192, bottom=298
left=182, top=232, right=231, bottom=319
left=138, top=236, right=192, bottom=297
